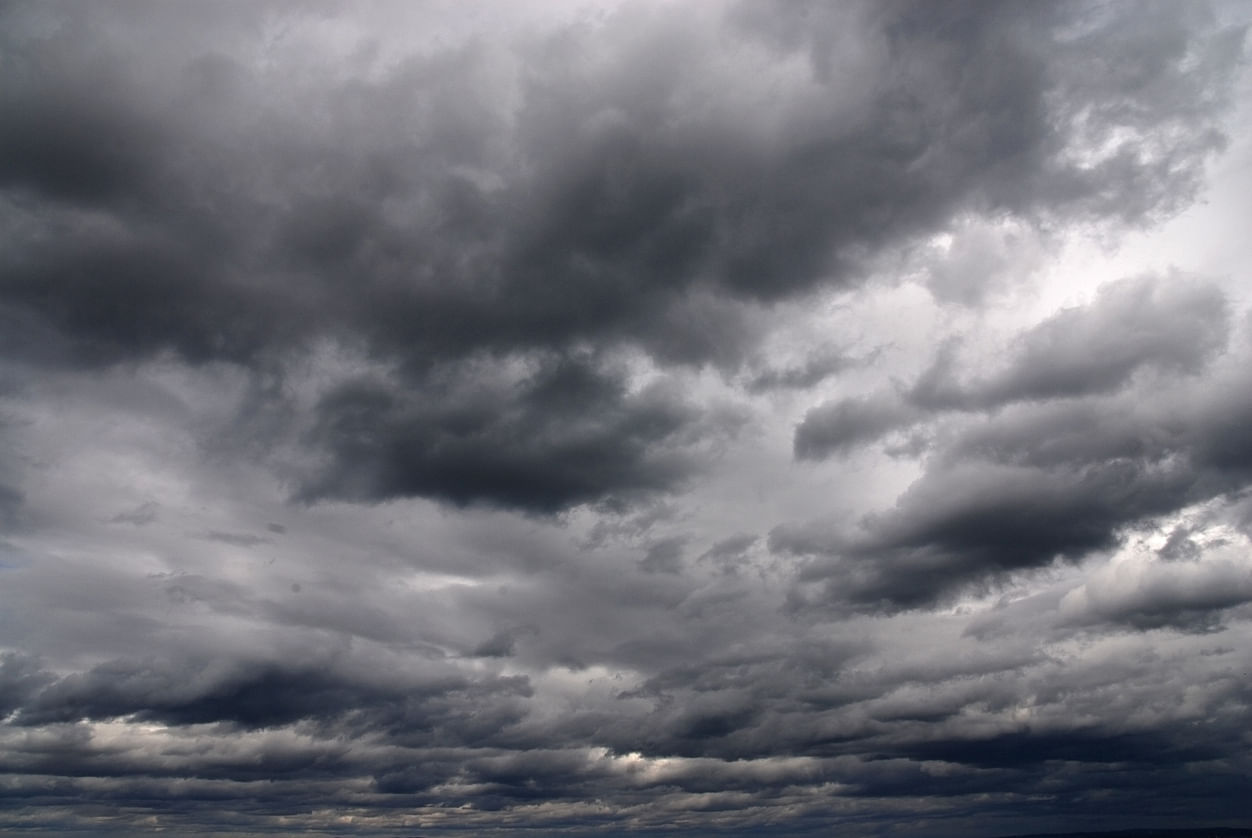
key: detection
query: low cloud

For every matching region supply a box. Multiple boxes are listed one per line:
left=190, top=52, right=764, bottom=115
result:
left=1, top=1, right=1250, bottom=836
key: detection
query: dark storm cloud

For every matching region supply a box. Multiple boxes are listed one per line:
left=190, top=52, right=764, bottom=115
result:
left=0, top=46, right=165, bottom=206
left=4, top=619, right=1252, bottom=835
left=783, top=339, right=1252, bottom=608
left=783, top=286, right=1252, bottom=609
left=7, top=651, right=536, bottom=735
left=0, top=208, right=287, bottom=368
left=17, top=657, right=385, bottom=727
left=298, top=354, right=716, bottom=512
left=2, top=0, right=1242, bottom=513
left=897, top=727, right=1225, bottom=771
left=0, top=652, right=53, bottom=719
left=3, top=2, right=1252, bottom=837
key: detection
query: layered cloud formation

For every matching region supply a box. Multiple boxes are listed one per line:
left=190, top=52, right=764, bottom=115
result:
left=2, top=2, right=1251, bottom=836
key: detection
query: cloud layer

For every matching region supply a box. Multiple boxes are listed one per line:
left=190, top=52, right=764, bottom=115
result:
left=2, top=2, right=1251, bottom=836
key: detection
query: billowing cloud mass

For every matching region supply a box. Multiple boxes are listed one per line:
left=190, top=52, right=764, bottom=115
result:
left=2, top=1, right=1252, bottom=836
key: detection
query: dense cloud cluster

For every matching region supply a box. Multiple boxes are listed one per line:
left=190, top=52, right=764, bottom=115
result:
left=784, top=273, right=1249, bottom=608
left=2, top=1, right=1251, bottom=836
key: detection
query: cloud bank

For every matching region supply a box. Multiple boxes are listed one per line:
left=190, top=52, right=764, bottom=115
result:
left=2, top=2, right=1251, bottom=836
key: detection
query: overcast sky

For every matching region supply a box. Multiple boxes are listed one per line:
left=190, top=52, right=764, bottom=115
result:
left=3, top=2, right=1252, bottom=837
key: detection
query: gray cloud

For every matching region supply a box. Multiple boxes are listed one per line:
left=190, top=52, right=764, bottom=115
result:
left=1, top=1, right=1251, bottom=836
left=795, top=390, right=920, bottom=461
left=297, top=354, right=717, bottom=512
left=918, top=274, right=1231, bottom=408
left=745, top=344, right=866, bottom=393
left=3, top=0, right=1242, bottom=512
left=798, top=273, right=1231, bottom=461
left=1059, top=548, right=1252, bottom=631
left=784, top=345, right=1252, bottom=609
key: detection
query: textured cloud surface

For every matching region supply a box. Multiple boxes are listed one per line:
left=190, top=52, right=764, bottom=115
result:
left=2, top=2, right=1252, bottom=837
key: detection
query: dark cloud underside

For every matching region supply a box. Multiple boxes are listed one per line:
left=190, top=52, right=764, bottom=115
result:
left=1, top=0, right=1241, bottom=511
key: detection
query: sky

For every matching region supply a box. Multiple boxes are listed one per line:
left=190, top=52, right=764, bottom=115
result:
left=2, top=1, right=1252, bottom=836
